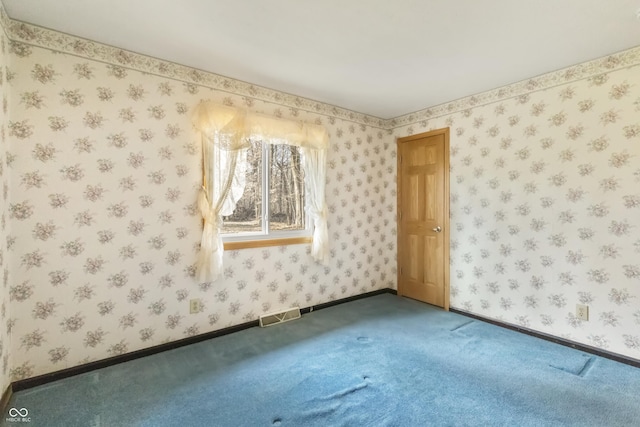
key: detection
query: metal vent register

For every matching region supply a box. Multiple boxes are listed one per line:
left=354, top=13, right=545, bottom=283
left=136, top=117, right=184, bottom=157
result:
left=259, top=307, right=301, bottom=327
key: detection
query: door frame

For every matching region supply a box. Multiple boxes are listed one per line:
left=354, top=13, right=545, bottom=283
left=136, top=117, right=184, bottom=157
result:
left=396, top=128, right=451, bottom=310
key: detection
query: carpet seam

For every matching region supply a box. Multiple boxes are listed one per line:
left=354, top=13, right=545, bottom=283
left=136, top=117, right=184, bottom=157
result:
left=450, top=320, right=474, bottom=332
left=577, top=357, right=596, bottom=377
left=450, top=307, right=640, bottom=369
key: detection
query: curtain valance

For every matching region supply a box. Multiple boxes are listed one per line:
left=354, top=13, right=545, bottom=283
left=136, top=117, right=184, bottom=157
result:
left=192, top=101, right=329, bottom=150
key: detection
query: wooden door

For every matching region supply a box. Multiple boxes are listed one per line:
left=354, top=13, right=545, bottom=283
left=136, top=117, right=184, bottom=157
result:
left=397, top=129, right=450, bottom=309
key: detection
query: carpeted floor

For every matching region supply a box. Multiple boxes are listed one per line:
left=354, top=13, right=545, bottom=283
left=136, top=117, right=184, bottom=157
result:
left=4, top=294, right=640, bottom=426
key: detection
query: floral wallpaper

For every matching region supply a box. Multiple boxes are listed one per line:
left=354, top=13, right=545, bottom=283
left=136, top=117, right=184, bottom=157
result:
left=0, top=9, right=639, bottom=385
left=5, top=43, right=395, bottom=380
left=4, top=19, right=386, bottom=130
left=395, top=59, right=640, bottom=360
left=0, top=20, right=12, bottom=394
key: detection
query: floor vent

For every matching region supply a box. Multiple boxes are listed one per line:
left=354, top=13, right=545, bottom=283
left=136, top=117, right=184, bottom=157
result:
left=259, top=307, right=301, bottom=327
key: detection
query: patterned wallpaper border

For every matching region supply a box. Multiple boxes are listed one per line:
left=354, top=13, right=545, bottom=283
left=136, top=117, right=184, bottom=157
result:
left=0, top=9, right=387, bottom=129
left=0, top=5, right=10, bottom=40
left=1, top=8, right=640, bottom=129
left=389, top=45, right=640, bottom=128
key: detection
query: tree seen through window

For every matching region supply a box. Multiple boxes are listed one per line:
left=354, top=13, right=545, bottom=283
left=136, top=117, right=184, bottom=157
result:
left=221, top=141, right=306, bottom=235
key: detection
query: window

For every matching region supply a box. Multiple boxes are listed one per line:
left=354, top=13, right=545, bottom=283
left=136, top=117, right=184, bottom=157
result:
left=193, top=101, right=329, bottom=281
left=221, top=141, right=311, bottom=248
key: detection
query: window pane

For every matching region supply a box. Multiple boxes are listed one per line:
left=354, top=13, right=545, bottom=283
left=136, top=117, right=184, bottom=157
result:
left=269, top=144, right=305, bottom=231
left=222, top=140, right=262, bottom=234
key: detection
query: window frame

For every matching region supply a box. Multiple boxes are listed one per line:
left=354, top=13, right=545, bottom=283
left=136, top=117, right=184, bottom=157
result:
left=221, top=141, right=312, bottom=249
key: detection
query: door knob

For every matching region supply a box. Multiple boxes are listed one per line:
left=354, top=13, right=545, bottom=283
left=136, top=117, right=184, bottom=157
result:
left=432, top=226, right=442, bottom=233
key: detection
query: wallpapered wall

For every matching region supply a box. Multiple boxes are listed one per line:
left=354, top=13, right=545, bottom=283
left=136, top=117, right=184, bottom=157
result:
left=0, top=23, right=12, bottom=393
left=1, top=11, right=639, bottom=384
left=6, top=44, right=395, bottom=379
left=394, top=57, right=640, bottom=359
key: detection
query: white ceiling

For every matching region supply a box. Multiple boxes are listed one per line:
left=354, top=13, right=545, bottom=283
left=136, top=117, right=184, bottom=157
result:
left=3, top=0, right=640, bottom=118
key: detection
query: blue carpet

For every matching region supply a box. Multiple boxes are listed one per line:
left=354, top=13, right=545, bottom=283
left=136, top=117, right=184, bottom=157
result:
left=4, top=294, right=640, bottom=426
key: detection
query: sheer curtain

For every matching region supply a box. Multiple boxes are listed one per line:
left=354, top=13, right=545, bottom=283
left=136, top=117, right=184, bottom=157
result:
left=195, top=119, right=250, bottom=282
left=193, top=101, right=330, bottom=281
left=301, top=146, right=329, bottom=265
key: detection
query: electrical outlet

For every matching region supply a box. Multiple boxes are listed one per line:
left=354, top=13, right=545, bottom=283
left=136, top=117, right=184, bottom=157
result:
left=576, top=304, right=589, bottom=321
left=189, top=299, right=201, bottom=314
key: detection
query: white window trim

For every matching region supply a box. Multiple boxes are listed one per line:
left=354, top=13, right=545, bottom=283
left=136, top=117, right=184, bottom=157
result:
left=221, top=142, right=312, bottom=243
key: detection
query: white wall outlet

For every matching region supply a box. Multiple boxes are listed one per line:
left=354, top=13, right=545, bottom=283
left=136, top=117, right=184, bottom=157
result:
left=576, top=304, right=589, bottom=321
left=189, top=299, right=201, bottom=314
